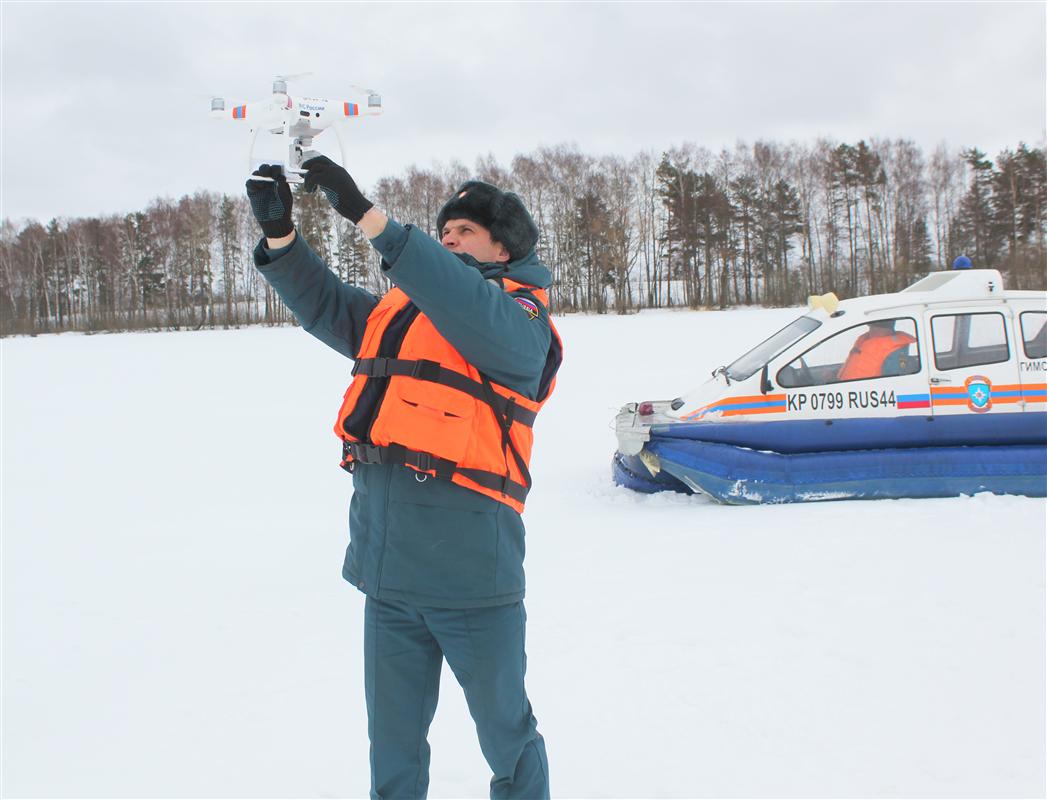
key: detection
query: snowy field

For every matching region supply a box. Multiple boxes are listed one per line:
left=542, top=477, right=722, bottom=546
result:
left=3, top=307, right=1045, bottom=799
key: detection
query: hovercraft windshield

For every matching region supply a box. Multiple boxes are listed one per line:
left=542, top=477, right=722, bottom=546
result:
left=726, top=316, right=821, bottom=381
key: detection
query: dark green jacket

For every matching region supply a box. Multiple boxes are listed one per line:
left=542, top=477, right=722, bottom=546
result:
left=254, top=220, right=555, bottom=608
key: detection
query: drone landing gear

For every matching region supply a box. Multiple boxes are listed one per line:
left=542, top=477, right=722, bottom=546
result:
left=247, top=121, right=349, bottom=185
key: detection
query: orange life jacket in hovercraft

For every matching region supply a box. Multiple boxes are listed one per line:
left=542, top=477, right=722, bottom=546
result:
left=334, top=279, right=562, bottom=514
left=838, top=330, right=917, bottom=381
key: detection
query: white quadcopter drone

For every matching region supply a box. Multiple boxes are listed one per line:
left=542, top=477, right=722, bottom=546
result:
left=210, top=73, right=382, bottom=183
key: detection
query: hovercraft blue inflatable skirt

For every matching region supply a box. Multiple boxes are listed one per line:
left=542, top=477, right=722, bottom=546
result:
left=612, top=415, right=1047, bottom=505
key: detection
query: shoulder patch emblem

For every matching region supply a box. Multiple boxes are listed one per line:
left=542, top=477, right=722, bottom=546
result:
left=514, top=296, right=540, bottom=320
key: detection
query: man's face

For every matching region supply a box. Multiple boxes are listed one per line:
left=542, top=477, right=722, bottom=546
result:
left=440, top=218, right=510, bottom=264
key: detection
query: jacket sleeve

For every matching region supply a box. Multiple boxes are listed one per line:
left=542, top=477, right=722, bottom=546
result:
left=253, top=234, right=378, bottom=360
left=375, top=221, right=551, bottom=399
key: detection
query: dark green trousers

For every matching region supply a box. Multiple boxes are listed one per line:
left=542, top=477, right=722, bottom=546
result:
left=364, top=597, right=550, bottom=799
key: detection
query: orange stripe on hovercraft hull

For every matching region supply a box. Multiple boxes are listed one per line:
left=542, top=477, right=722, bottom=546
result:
left=683, top=394, right=788, bottom=420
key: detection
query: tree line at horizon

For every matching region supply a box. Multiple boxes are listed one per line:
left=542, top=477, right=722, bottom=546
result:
left=1, top=138, right=1044, bottom=336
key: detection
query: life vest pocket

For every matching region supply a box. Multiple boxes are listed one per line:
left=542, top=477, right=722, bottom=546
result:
left=374, top=375, right=476, bottom=463
left=399, top=399, right=466, bottom=418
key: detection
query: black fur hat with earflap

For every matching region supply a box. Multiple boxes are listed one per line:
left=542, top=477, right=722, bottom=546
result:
left=436, top=181, right=539, bottom=262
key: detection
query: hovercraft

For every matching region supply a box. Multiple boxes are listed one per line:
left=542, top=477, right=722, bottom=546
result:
left=612, top=268, right=1047, bottom=504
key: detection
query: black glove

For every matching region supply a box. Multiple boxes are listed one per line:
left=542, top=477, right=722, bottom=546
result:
left=302, top=155, right=373, bottom=224
left=245, top=164, right=294, bottom=239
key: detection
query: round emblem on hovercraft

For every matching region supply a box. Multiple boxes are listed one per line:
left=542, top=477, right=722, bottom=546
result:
left=964, top=375, right=992, bottom=413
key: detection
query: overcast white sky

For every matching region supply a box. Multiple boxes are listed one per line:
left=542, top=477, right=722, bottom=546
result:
left=2, top=1, right=1044, bottom=224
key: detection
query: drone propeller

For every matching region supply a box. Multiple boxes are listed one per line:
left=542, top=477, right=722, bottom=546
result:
left=274, top=72, right=314, bottom=83
left=186, top=89, right=248, bottom=105
left=344, top=83, right=380, bottom=95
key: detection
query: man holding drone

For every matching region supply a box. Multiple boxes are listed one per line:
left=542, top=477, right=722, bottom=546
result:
left=246, top=158, right=560, bottom=800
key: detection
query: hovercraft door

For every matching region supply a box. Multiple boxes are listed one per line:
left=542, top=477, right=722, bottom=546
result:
left=925, top=309, right=1022, bottom=417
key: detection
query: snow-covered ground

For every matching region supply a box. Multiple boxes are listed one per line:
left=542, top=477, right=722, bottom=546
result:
left=3, top=307, right=1045, bottom=798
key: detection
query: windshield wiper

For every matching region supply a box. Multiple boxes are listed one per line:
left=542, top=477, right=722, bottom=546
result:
left=711, top=365, right=732, bottom=386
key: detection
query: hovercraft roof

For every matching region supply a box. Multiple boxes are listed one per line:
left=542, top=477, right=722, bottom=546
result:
left=900, top=268, right=1004, bottom=298
left=834, top=269, right=1023, bottom=319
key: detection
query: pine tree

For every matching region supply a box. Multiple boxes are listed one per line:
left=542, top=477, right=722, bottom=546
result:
left=572, top=187, right=615, bottom=314
left=128, top=212, right=165, bottom=326
left=656, top=154, right=702, bottom=306
left=953, top=148, right=998, bottom=268
left=295, top=187, right=333, bottom=265
left=730, top=174, right=758, bottom=304
left=765, top=178, right=803, bottom=304
left=217, top=196, right=241, bottom=326
left=854, top=141, right=886, bottom=293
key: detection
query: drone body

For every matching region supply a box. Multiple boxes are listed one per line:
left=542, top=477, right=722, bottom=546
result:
left=210, top=75, right=382, bottom=183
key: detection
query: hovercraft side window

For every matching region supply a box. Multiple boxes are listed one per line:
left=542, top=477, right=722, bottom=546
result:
left=1020, top=311, right=1046, bottom=359
left=726, top=316, right=821, bottom=382
left=931, top=312, right=1010, bottom=370
left=777, top=317, right=921, bottom=388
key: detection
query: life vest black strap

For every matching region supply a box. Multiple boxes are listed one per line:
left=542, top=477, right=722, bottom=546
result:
left=455, top=467, right=529, bottom=504
left=342, top=440, right=529, bottom=504
left=352, top=357, right=538, bottom=427
left=343, top=440, right=455, bottom=480
left=479, top=375, right=533, bottom=494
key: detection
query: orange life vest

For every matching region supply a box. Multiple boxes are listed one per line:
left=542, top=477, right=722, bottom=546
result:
left=838, top=330, right=916, bottom=381
left=334, top=279, right=562, bottom=514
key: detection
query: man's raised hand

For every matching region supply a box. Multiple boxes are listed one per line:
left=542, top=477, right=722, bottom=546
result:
left=245, top=165, right=294, bottom=240
left=302, top=155, right=373, bottom=224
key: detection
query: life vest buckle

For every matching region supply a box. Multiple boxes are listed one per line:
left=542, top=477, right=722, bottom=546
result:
left=368, top=358, right=391, bottom=378
left=339, top=440, right=355, bottom=473
left=348, top=442, right=385, bottom=464
left=410, top=359, right=442, bottom=381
